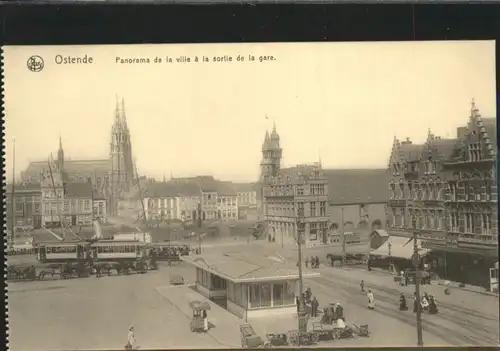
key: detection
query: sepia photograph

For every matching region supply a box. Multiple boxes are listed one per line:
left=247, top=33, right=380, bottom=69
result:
left=3, top=41, right=498, bottom=350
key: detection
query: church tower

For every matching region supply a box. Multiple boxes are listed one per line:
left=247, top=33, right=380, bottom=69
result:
left=260, top=122, right=282, bottom=182
left=57, top=135, right=64, bottom=172
left=258, top=123, right=282, bottom=219
left=109, top=97, right=134, bottom=215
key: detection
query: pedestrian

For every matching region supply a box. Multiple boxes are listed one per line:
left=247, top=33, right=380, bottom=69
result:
left=336, top=302, right=344, bottom=320
left=360, top=280, right=365, bottom=292
left=311, top=296, right=319, bottom=317
left=202, top=309, right=209, bottom=332
left=315, top=256, right=320, bottom=268
left=125, top=325, right=138, bottom=350
left=305, top=257, right=309, bottom=268
left=367, top=289, right=375, bottom=309
left=296, top=297, right=300, bottom=312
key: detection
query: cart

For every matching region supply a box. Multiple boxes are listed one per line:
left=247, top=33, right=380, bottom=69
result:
left=240, top=323, right=266, bottom=348
left=189, top=300, right=211, bottom=332
left=170, top=274, right=184, bottom=285
left=265, top=333, right=288, bottom=346
left=351, top=323, right=370, bottom=337
left=311, top=322, right=335, bottom=341
left=287, top=329, right=319, bottom=346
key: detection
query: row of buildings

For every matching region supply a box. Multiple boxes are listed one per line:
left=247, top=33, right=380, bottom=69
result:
left=256, top=101, right=497, bottom=288
left=386, top=100, right=497, bottom=287
left=124, top=175, right=258, bottom=222
left=258, top=124, right=389, bottom=247
left=7, top=97, right=134, bottom=234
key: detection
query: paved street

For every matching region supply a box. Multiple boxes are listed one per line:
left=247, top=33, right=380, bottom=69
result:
left=8, top=241, right=499, bottom=349
left=8, top=264, right=222, bottom=351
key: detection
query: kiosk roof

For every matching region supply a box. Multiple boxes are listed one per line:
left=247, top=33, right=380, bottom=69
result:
left=182, top=251, right=320, bottom=283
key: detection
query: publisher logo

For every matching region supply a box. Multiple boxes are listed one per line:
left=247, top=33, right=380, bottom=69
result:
left=27, top=55, right=44, bottom=72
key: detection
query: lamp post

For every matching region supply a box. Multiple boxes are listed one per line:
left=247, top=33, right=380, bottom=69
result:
left=412, top=229, right=424, bottom=347
left=296, top=212, right=307, bottom=338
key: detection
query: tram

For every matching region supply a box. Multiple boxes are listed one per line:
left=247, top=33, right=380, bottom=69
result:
left=89, top=240, right=148, bottom=262
left=35, top=241, right=90, bottom=263
left=147, top=242, right=190, bottom=261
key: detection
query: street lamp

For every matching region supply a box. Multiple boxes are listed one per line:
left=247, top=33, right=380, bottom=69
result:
left=296, top=213, right=307, bottom=337
left=411, top=229, right=424, bottom=347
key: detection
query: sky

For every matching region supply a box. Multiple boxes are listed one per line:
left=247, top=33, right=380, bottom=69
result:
left=3, top=41, right=497, bottom=182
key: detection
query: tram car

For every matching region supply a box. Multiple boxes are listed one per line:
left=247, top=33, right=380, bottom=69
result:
left=147, top=242, right=190, bottom=261
left=89, top=240, right=148, bottom=262
left=35, top=241, right=90, bottom=263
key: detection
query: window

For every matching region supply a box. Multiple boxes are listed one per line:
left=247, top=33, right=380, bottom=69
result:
left=309, top=223, right=318, bottom=240
left=296, top=186, right=304, bottom=196
left=250, top=284, right=261, bottom=308
left=261, top=284, right=272, bottom=307
left=297, top=203, right=305, bottom=217
left=15, top=203, right=24, bottom=213
left=34, top=203, right=41, bottom=213
left=227, top=281, right=235, bottom=302
left=310, top=202, right=316, bottom=217
left=319, top=202, right=326, bottom=216
left=284, top=281, right=295, bottom=305
left=211, top=274, right=226, bottom=290
left=273, top=283, right=284, bottom=306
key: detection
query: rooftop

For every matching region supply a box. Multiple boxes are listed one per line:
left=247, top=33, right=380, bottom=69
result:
left=66, top=182, right=93, bottom=198
left=182, top=250, right=320, bottom=283
left=324, top=168, right=391, bottom=205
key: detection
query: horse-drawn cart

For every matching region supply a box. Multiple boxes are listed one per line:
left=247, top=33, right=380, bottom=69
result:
left=240, top=324, right=267, bottom=348
left=287, top=329, right=319, bottom=346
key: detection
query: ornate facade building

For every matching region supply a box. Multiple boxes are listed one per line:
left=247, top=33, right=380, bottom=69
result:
left=387, top=101, right=497, bottom=287
left=21, top=98, right=134, bottom=218
left=259, top=124, right=330, bottom=247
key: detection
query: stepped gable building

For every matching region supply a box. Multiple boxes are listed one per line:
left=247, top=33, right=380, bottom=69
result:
left=21, top=97, right=135, bottom=217
left=387, top=100, right=498, bottom=287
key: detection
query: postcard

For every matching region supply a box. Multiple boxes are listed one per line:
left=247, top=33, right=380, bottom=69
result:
left=3, top=41, right=498, bottom=350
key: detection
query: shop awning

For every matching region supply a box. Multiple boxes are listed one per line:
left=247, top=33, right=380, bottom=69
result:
left=370, top=236, right=429, bottom=259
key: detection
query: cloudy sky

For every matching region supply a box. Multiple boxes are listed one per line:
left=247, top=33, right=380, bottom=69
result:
left=3, top=41, right=496, bottom=182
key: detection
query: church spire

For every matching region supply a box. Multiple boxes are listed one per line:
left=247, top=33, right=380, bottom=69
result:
left=57, top=134, right=64, bottom=171
left=121, top=98, right=128, bottom=130
left=114, top=95, right=121, bottom=125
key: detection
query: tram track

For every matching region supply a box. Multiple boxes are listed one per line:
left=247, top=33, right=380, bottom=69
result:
left=311, top=275, right=498, bottom=346
left=321, top=267, right=498, bottom=322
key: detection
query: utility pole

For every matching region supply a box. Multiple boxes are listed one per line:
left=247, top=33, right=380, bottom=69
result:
left=10, top=138, right=16, bottom=248
left=197, top=201, right=203, bottom=254
left=412, top=230, right=424, bottom=347
left=341, top=207, right=346, bottom=255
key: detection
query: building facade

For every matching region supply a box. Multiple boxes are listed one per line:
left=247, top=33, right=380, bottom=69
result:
left=387, top=101, right=497, bottom=287
left=21, top=97, right=134, bottom=218
left=232, top=183, right=258, bottom=220
left=141, top=176, right=239, bottom=222
left=6, top=182, right=42, bottom=233
left=325, top=169, right=391, bottom=244
left=263, top=164, right=330, bottom=247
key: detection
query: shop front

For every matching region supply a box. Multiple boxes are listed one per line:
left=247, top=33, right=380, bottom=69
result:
left=182, top=251, right=319, bottom=319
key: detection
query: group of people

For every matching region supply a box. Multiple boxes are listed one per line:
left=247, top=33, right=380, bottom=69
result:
left=305, top=256, right=320, bottom=269
left=320, top=302, right=345, bottom=324
left=413, top=292, right=438, bottom=314
left=398, top=292, right=438, bottom=314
